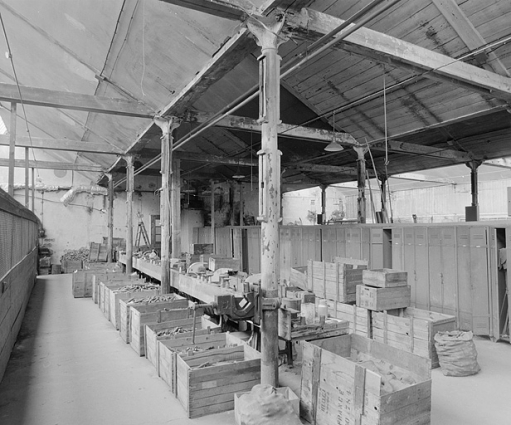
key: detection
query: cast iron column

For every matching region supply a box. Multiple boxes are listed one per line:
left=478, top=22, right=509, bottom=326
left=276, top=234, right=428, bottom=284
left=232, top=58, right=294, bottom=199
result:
left=155, top=117, right=180, bottom=294
left=125, top=155, right=134, bottom=274
left=8, top=102, right=16, bottom=197
left=248, top=16, right=286, bottom=387
left=106, top=173, right=114, bottom=262
left=354, top=146, right=368, bottom=224
left=171, top=158, right=181, bottom=258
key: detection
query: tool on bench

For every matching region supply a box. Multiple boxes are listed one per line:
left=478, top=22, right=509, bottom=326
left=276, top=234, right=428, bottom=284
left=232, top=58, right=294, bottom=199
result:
left=190, top=289, right=280, bottom=343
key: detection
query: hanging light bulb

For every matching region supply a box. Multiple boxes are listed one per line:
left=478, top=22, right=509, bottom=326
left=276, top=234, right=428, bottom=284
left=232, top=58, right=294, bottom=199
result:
left=324, top=109, right=345, bottom=152
left=232, top=159, right=245, bottom=179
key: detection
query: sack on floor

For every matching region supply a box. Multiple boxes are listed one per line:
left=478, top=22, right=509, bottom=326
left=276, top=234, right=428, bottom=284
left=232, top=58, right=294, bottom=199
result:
left=434, top=330, right=480, bottom=377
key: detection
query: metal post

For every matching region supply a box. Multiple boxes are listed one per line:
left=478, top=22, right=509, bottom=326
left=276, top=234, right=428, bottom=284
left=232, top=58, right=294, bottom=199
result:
left=171, top=158, right=181, bottom=259
left=354, top=146, right=368, bottom=224
left=8, top=102, right=16, bottom=197
left=320, top=185, right=327, bottom=224
left=107, top=173, right=114, bottom=262
left=210, top=180, right=215, bottom=252
left=466, top=160, right=482, bottom=221
left=154, top=117, right=179, bottom=294
left=125, top=155, right=134, bottom=274
left=31, top=167, right=35, bottom=211
left=239, top=182, right=243, bottom=226
left=379, top=175, right=388, bottom=223
left=24, top=147, right=29, bottom=207
left=248, top=16, right=286, bottom=387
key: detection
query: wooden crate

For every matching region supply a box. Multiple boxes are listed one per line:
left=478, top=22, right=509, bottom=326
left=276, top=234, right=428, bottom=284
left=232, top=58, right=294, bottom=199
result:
left=130, top=299, right=191, bottom=356
left=325, top=300, right=372, bottom=338
left=372, top=308, right=456, bottom=368
left=145, top=315, right=220, bottom=370
left=208, top=256, right=241, bottom=271
left=72, top=269, right=125, bottom=298
left=362, top=269, right=408, bottom=288
left=158, top=332, right=230, bottom=394
left=301, top=334, right=431, bottom=425
left=176, top=343, right=261, bottom=418
left=356, top=284, right=411, bottom=311
left=61, top=259, right=82, bottom=274
left=307, top=259, right=367, bottom=303
left=108, top=287, right=161, bottom=329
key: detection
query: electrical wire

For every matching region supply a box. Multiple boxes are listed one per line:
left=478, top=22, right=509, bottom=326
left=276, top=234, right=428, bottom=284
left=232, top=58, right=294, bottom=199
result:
left=0, top=11, right=39, bottom=177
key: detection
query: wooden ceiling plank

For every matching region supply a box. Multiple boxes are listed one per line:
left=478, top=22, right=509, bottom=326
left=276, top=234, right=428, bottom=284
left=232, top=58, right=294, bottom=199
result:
left=188, top=111, right=359, bottom=145
left=370, top=139, right=471, bottom=161
left=0, top=136, right=123, bottom=154
left=284, top=8, right=511, bottom=102
left=0, top=83, right=154, bottom=118
left=159, top=0, right=249, bottom=20
left=0, top=158, right=104, bottom=172
left=431, top=0, right=510, bottom=77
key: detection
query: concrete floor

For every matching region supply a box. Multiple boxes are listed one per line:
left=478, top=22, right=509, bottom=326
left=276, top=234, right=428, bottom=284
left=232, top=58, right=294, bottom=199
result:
left=0, top=274, right=510, bottom=425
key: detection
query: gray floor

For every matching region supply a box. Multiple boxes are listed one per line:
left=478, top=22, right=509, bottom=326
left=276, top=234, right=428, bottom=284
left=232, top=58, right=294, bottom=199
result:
left=0, top=274, right=510, bottom=425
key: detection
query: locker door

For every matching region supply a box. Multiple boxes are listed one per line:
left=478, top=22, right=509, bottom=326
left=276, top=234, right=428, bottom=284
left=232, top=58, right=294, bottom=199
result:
left=314, top=227, right=322, bottom=261
left=392, top=227, right=404, bottom=270
left=232, top=228, right=243, bottom=270
left=403, top=227, right=416, bottom=306
left=322, top=226, right=337, bottom=262
left=457, top=226, right=471, bottom=330
left=428, top=227, right=442, bottom=313
left=361, top=227, right=371, bottom=264
left=280, top=226, right=292, bottom=286
left=347, top=227, right=362, bottom=259
left=247, top=227, right=261, bottom=274
left=336, top=227, right=346, bottom=259
left=414, top=227, right=430, bottom=311
left=441, top=227, right=457, bottom=317
left=291, top=227, right=302, bottom=267
left=470, top=226, right=490, bottom=336
left=370, top=228, right=384, bottom=269
left=302, top=227, right=312, bottom=264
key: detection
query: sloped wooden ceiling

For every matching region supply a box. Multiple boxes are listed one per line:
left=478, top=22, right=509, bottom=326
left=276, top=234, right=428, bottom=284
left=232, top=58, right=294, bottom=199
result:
left=0, top=0, right=510, bottom=191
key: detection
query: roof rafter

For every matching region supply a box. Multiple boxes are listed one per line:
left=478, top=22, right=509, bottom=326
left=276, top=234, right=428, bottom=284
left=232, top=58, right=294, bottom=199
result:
left=187, top=111, right=359, bottom=145
left=0, top=82, right=154, bottom=118
left=0, top=158, right=104, bottom=172
left=370, top=140, right=471, bottom=161
left=283, top=8, right=511, bottom=102
left=0, top=136, right=123, bottom=154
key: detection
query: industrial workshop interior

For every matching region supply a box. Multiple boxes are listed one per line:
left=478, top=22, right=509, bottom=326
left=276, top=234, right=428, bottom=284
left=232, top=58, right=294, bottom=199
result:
left=1, top=0, right=511, bottom=424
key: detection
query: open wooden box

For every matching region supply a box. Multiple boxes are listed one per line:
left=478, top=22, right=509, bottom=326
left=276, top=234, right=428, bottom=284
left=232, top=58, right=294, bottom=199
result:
left=301, top=334, right=431, bottom=425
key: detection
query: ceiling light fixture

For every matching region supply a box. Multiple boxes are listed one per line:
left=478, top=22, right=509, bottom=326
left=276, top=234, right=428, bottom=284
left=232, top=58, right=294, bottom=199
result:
left=324, top=109, right=344, bottom=152
left=232, top=159, right=245, bottom=179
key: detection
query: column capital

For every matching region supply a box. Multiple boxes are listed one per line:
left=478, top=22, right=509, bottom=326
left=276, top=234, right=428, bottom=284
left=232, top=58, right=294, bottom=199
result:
left=154, top=115, right=181, bottom=136
left=353, top=145, right=368, bottom=159
left=247, top=15, right=287, bottom=49
left=465, top=159, right=483, bottom=170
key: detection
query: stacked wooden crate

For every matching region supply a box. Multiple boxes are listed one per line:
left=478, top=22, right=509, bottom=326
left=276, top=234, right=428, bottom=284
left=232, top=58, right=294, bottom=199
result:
left=307, top=258, right=367, bottom=304
left=356, top=269, right=411, bottom=311
left=72, top=266, right=124, bottom=298
left=301, top=334, right=432, bottom=425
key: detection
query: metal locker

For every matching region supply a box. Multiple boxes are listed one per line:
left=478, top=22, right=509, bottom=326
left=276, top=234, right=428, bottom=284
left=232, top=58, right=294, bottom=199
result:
left=347, top=227, right=362, bottom=259
left=428, top=227, right=442, bottom=313
left=441, top=227, right=458, bottom=317
left=291, top=227, right=302, bottom=267
left=232, top=227, right=243, bottom=271
left=280, top=226, right=292, bottom=286
left=362, top=227, right=371, bottom=264
left=336, top=227, right=346, bottom=259
left=370, top=228, right=384, bottom=269
left=414, top=227, right=430, bottom=311
left=314, top=227, right=322, bottom=261
left=470, top=226, right=491, bottom=336
left=457, top=226, right=472, bottom=331
left=403, top=227, right=416, bottom=306
left=392, top=227, right=404, bottom=271
left=247, top=227, right=261, bottom=274
left=321, top=226, right=337, bottom=262
left=301, top=227, right=313, bottom=264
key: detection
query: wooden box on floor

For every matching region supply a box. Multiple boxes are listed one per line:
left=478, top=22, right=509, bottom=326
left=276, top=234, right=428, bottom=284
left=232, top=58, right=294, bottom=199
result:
left=107, top=285, right=160, bottom=329
left=356, top=284, right=411, bottom=311
left=176, top=343, right=261, bottom=419
left=301, top=334, right=431, bottom=425
left=307, top=259, right=367, bottom=304
left=372, top=308, right=456, bottom=368
left=73, top=269, right=125, bottom=298
left=145, top=315, right=219, bottom=370
left=362, top=269, right=408, bottom=288
left=61, top=259, right=82, bottom=274
left=158, top=332, right=229, bottom=394
left=325, top=300, right=372, bottom=338
left=130, top=298, right=191, bottom=355
left=97, top=277, right=143, bottom=313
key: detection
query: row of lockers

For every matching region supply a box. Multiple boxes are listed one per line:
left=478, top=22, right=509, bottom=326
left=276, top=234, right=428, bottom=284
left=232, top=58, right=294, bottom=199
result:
left=213, top=223, right=510, bottom=341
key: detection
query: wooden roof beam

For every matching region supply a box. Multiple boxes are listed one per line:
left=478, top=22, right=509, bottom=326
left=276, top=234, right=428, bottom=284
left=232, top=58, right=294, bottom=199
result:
left=0, top=135, right=123, bottom=154
left=175, top=151, right=257, bottom=166
left=159, top=0, right=251, bottom=20
left=390, top=172, right=455, bottom=185
left=187, top=111, right=359, bottom=146
left=370, top=140, right=471, bottom=161
left=0, top=158, right=104, bottom=172
left=0, top=82, right=154, bottom=118
left=284, top=8, right=511, bottom=102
